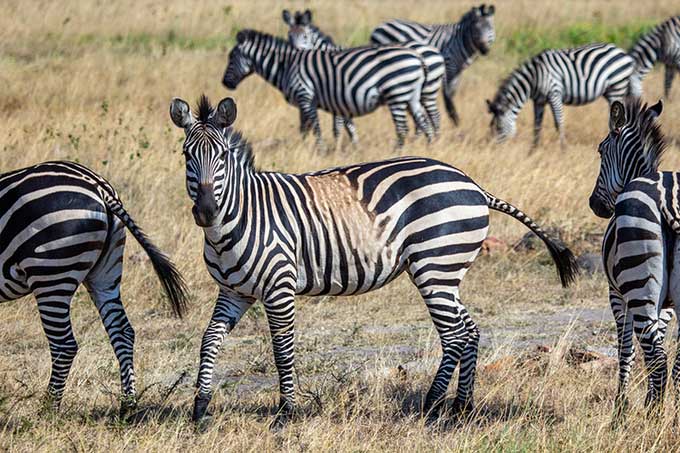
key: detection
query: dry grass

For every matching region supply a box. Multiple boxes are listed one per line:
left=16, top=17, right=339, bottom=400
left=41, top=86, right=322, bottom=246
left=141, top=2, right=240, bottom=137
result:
left=2, top=1, right=680, bottom=451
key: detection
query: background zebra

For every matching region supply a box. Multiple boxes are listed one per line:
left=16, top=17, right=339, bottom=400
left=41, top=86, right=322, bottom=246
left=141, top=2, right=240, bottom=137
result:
left=223, top=29, right=435, bottom=148
left=589, top=99, right=678, bottom=420
left=0, top=161, right=188, bottom=416
left=169, top=95, right=579, bottom=429
left=370, top=4, right=496, bottom=126
left=486, top=43, right=635, bottom=148
left=628, top=16, right=680, bottom=99
left=282, top=9, right=446, bottom=143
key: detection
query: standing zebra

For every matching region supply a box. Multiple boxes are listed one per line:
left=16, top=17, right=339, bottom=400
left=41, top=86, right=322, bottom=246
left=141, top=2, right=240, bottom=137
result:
left=282, top=9, right=445, bottom=142
left=589, top=98, right=679, bottom=419
left=486, top=43, right=635, bottom=148
left=628, top=16, right=680, bottom=99
left=169, top=95, right=579, bottom=428
left=371, top=4, right=496, bottom=126
left=0, top=161, right=188, bottom=416
left=223, top=29, right=436, bottom=149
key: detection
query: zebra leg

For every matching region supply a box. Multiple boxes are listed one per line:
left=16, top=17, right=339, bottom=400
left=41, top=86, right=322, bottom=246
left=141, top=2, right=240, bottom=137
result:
left=423, top=95, right=441, bottom=138
left=453, top=307, right=480, bottom=414
left=388, top=105, right=409, bottom=149
left=532, top=100, right=546, bottom=149
left=443, top=76, right=460, bottom=126
left=418, top=288, right=470, bottom=420
left=192, top=291, right=255, bottom=423
left=547, top=91, right=565, bottom=149
left=631, top=305, right=668, bottom=411
left=35, top=287, right=79, bottom=411
left=664, top=65, right=676, bottom=100
left=263, top=291, right=297, bottom=430
left=332, top=114, right=342, bottom=143
left=610, top=290, right=635, bottom=423
left=343, top=117, right=358, bottom=145
left=299, top=102, right=324, bottom=151
left=409, top=100, right=434, bottom=144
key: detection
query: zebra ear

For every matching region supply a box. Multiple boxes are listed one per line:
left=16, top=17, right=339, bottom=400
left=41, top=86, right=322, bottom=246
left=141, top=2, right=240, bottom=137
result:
left=236, top=30, right=246, bottom=44
left=214, top=97, right=237, bottom=128
left=609, top=101, right=626, bottom=131
left=170, top=98, right=194, bottom=130
left=282, top=10, right=293, bottom=26
left=485, top=5, right=495, bottom=15
left=649, top=100, right=663, bottom=118
left=486, top=99, right=495, bottom=114
left=300, top=9, right=312, bottom=25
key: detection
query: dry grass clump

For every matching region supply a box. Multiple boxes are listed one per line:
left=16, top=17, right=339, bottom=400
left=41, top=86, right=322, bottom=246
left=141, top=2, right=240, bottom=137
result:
left=2, top=1, right=680, bottom=451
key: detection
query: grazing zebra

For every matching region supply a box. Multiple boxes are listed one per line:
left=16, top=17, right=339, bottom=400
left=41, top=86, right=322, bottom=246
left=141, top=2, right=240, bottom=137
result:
left=628, top=16, right=680, bottom=99
left=282, top=9, right=445, bottom=142
left=486, top=43, right=635, bottom=148
left=222, top=29, right=436, bottom=149
left=0, top=161, right=188, bottom=416
left=371, top=4, right=496, bottom=126
left=589, top=98, right=679, bottom=419
left=169, top=95, right=579, bottom=428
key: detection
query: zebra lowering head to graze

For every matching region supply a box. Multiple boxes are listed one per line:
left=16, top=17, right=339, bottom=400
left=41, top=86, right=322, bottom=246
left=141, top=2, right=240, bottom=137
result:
left=223, top=29, right=436, bottom=149
left=0, top=161, right=188, bottom=417
left=486, top=43, right=635, bottom=148
left=170, top=95, right=579, bottom=429
left=370, top=4, right=496, bottom=126
left=628, top=16, right=680, bottom=99
left=282, top=10, right=445, bottom=144
left=589, top=98, right=680, bottom=421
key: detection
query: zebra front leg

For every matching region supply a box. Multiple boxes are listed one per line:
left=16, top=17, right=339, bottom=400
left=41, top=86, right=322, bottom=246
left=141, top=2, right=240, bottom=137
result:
left=664, top=65, right=676, bottom=100
left=443, top=76, right=460, bottom=126
left=388, top=105, right=409, bottom=149
left=332, top=114, right=343, bottom=144
left=343, top=118, right=358, bottom=145
left=35, top=287, right=79, bottom=411
left=192, top=291, right=255, bottom=423
left=299, top=102, right=324, bottom=152
left=610, top=291, right=635, bottom=424
left=263, top=291, right=297, bottom=430
left=548, top=91, right=565, bottom=149
left=532, top=100, right=546, bottom=150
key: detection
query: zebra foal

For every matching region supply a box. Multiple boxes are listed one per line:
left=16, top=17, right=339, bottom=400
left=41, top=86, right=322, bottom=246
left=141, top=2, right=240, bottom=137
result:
left=0, top=161, right=188, bottom=416
left=589, top=98, right=680, bottom=420
left=170, top=95, right=579, bottom=429
left=223, top=30, right=436, bottom=149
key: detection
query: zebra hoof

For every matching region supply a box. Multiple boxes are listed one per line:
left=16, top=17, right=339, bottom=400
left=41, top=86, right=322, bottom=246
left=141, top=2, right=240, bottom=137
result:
left=119, top=396, right=138, bottom=420
left=192, top=392, right=212, bottom=423
left=269, top=401, right=295, bottom=431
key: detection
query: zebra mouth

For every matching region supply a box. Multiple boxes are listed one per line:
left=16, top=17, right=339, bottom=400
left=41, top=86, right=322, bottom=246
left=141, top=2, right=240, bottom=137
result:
left=589, top=196, right=613, bottom=219
left=192, top=205, right=218, bottom=227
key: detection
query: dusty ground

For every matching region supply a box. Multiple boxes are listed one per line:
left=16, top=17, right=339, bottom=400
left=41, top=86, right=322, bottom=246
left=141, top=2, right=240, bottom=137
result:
left=2, top=1, right=680, bottom=451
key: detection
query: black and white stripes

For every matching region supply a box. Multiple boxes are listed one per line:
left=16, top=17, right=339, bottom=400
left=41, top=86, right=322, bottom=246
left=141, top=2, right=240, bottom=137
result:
left=371, top=4, right=496, bottom=125
left=628, top=16, right=680, bottom=99
left=0, top=161, right=188, bottom=416
left=223, top=29, right=437, bottom=148
left=170, top=95, right=578, bottom=428
left=486, top=43, right=635, bottom=147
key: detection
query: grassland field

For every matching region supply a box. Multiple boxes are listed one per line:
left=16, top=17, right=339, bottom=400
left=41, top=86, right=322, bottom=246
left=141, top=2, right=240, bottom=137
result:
left=2, top=1, right=680, bottom=451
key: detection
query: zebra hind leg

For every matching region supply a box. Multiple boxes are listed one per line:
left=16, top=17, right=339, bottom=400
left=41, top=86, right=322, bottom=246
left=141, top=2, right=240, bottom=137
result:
left=388, top=105, right=409, bottom=149
left=35, top=286, right=80, bottom=412
left=664, top=65, right=676, bottom=100
left=632, top=307, right=668, bottom=412
left=422, top=96, right=441, bottom=138
left=408, top=100, right=434, bottom=144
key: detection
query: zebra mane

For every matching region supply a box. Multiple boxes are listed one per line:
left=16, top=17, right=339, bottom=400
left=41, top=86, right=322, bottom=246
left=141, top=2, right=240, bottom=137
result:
left=622, top=98, right=666, bottom=172
left=489, top=60, right=532, bottom=112
left=224, top=127, right=256, bottom=172
left=239, top=29, right=291, bottom=50
left=196, top=94, right=214, bottom=123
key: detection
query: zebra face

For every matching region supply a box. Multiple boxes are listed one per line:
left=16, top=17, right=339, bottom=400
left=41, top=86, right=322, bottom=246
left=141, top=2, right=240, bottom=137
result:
left=473, top=5, right=496, bottom=55
left=283, top=9, right=316, bottom=49
left=589, top=100, right=664, bottom=218
left=486, top=99, right=516, bottom=142
left=170, top=96, right=238, bottom=227
left=223, top=34, right=254, bottom=90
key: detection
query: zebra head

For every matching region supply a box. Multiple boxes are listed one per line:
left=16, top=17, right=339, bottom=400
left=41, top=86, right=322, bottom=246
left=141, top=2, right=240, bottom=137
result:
left=471, top=4, right=496, bottom=55
left=282, top=9, right=321, bottom=49
left=589, top=99, right=665, bottom=218
left=223, top=31, right=256, bottom=89
left=170, top=95, right=238, bottom=227
left=486, top=98, right=516, bottom=142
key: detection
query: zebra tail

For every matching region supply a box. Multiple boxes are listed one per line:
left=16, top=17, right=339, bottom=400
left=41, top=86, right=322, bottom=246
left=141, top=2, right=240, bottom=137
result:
left=485, top=191, right=579, bottom=287
left=101, top=192, right=189, bottom=318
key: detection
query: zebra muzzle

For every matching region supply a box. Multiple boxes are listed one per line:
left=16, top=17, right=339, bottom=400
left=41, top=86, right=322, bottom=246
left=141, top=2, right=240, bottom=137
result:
left=193, top=184, right=218, bottom=227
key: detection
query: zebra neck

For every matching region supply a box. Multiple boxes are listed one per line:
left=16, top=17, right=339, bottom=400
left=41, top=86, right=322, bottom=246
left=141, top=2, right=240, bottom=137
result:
left=451, top=22, right=478, bottom=68
left=630, top=30, right=663, bottom=77
left=252, top=43, right=295, bottom=91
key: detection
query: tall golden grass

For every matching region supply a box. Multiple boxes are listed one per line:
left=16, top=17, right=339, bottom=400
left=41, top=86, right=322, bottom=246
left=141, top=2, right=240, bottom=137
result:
left=1, top=1, right=680, bottom=451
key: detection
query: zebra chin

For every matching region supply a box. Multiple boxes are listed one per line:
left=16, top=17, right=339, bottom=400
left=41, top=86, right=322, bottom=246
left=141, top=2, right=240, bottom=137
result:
left=192, top=205, right=219, bottom=227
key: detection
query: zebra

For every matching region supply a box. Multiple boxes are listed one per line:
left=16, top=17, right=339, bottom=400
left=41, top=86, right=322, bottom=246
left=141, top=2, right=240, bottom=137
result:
left=370, top=4, right=496, bottom=126
left=169, top=95, right=579, bottom=428
left=282, top=9, right=445, bottom=143
left=222, top=29, right=437, bottom=149
left=486, top=43, right=635, bottom=148
left=628, top=16, right=680, bottom=100
left=0, top=161, right=188, bottom=416
left=588, top=98, right=680, bottom=420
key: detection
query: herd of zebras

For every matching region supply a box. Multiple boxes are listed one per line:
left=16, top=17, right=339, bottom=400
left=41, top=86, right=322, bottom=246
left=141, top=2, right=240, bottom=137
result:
left=2, top=5, right=680, bottom=430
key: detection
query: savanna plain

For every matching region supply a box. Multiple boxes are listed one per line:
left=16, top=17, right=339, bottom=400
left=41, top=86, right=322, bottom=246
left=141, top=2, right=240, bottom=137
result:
left=2, top=1, right=680, bottom=451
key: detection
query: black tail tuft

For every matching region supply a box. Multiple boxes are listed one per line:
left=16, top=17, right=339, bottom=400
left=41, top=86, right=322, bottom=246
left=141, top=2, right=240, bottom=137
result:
left=542, top=237, right=580, bottom=288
